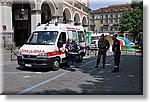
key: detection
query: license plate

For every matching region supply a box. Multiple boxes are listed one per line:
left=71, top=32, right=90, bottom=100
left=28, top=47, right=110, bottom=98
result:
left=25, top=64, right=32, bottom=67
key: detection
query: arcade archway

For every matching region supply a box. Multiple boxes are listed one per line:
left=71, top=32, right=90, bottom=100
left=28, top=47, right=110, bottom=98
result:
left=41, top=0, right=56, bottom=24
left=74, top=12, right=80, bottom=25
left=41, top=2, right=51, bottom=24
left=82, top=16, right=87, bottom=26
left=63, top=7, right=72, bottom=23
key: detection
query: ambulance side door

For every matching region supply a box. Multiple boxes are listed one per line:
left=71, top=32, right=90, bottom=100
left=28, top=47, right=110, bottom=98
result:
left=57, top=32, right=67, bottom=58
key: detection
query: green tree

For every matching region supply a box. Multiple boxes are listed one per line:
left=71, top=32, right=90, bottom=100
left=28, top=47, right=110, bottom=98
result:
left=120, top=10, right=132, bottom=33
left=120, top=1, right=143, bottom=43
left=130, top=6, right=143, bottom=42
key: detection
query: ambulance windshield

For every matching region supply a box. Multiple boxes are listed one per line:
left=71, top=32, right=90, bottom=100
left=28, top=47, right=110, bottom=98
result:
left=27, top=31, right=58, bottom=45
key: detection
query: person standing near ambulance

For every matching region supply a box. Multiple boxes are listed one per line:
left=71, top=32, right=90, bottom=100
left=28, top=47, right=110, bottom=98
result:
left=111, top=34, right=121, bottom=72
left=65, top=38, right=79, bottom=71
left=95, top=34, right=110, bottom=69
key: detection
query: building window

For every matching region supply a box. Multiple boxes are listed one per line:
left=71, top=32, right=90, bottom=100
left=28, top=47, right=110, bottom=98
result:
left=120, top=8, right=123, bottom=11
left=110, top=14, right=113, bottom=18
left=104, top=20, right=106, bottom=24
left=118, top=13, right=121, bottom=18
left=106, top=26, right=108, bottom=31
left=100, top=20, right=103, bottom=24
left=100, top=27, right=103, bottom=31
left=114, top=26, right=118, bottom=31
left=105, top=20, right=108, bottom=25
left=116, top=27, right=118, bottom=31
left=95, top=15, right=99, bottom=19
left=113, top=14, right=116, bottom=18
left=103, top=26, right=108, bottom=31
left=100, top=15, right=103, bottom=19
left=114, top=19, right=118, bottom=24
left=118, top=19, right=120, bottom=24
left=92, top=15, right=94, bottom=19
left=90, top=21, right=94, bottom=25
left=126, top=8, right=129, bottom=10
left=105, top=14, right=108, bottom=18
left=110, top=26, right=113, bottom=31
left=116, top=14, right=118, bottom=18
left=115, top=9, right=118, bottom=11
left=110, top=19, right=113, bottom=24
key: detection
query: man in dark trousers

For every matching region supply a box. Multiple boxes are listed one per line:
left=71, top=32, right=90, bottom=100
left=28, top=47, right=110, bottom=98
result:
left=65, top=38, right=79, bottom=71
left=95, top=34, right=110, bottom=69
left=111, top=34, right=121, bottom=72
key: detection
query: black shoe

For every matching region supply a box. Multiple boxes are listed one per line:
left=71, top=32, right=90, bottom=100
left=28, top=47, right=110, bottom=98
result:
left=69, top=65, right=76, bottom=71
left=95, top=65, right=98, bottom=68
left=103, top=65, right=105, bottom=69
left=70, top=68, right=76, bottom=71
left=111, top=68, right=119, bottom=73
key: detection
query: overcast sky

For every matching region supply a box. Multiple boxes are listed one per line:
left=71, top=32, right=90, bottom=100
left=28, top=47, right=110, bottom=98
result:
left=90, top=0, right=131, bottom=10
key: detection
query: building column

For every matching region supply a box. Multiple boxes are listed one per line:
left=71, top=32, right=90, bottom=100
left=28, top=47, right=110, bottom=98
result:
left=51, top=0, right=63, bottom=23
left=0, top=1, right=3, bottom=94
left=0, top=1, right=13, bottom=48
left=31, top=9, right=41, bottom=32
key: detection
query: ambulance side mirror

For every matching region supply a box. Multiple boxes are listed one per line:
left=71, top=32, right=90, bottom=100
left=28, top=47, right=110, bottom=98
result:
left=24, top=39, right=28, bottom=43
left=57, top=40, right=63, bottom=48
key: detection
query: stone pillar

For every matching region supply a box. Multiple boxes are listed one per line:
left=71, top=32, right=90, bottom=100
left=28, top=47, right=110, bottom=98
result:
left=53, top=0, right=63, bottom=23
left=0, top=2, right=3, bottom=48
left=68, top=19, right=75, bottom=25
left=31, top=0, right=42, bottom=32
left=31, top=9, right=41, bottom=32
left=0, top=1, right=13, bottom=48
left=0, top=1, right=3, bottom=94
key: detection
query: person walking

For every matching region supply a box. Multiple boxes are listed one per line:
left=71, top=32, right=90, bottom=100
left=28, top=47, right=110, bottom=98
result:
left=111, top=34, right=121, bottom=72
left=95, top=34, right=110, bottom=69
left=65, top=38, right=79, bottom=71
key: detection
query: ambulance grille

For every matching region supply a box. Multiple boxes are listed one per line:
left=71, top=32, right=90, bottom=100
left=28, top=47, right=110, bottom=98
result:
left=23, top=55, right=37, bottom=58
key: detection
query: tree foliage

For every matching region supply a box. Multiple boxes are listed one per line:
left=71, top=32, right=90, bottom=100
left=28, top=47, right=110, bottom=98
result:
left=120, top=10, right=132, bottom=32
left=120, top=1, right=143, bottom=42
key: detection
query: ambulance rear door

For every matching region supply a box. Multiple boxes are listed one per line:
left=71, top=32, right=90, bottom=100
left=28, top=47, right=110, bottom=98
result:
left=57, top=31, right=67, bottom=63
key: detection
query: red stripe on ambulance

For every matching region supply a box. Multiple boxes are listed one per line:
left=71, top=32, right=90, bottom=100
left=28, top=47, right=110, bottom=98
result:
left=19, top=49, right=65, bottom=56
left=47, top=50, right=65, bottom=56
left=19, top=49, right=45, bottom=53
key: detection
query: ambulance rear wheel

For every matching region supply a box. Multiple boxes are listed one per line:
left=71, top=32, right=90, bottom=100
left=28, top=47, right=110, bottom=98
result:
left=51, top=58, right=60, bottom=71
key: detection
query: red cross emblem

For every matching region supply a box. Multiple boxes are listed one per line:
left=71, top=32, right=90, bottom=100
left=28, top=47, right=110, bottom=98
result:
left=68, top=45, right=73, bottom=50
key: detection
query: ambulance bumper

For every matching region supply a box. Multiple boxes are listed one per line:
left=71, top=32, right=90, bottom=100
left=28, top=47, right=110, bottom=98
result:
left=17, top=56, right=55, bottom=68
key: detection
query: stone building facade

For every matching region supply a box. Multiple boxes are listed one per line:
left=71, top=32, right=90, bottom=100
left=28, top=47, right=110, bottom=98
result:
left=90, top=4, right=131, bottom=34
left=0, top=0, right=90, bottom=47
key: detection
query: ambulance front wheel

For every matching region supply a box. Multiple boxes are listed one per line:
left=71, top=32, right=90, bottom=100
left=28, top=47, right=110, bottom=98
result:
left=51, top=58, right=60, bottom=71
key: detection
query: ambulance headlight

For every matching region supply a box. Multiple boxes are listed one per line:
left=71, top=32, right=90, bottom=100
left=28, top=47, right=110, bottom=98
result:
left=37, top=53, right=48, bottom=57
left=17, top=52, right=22, bottom=56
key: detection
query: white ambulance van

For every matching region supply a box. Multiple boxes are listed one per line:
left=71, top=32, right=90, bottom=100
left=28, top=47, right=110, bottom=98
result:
left=17, top=23, right=86, bottom=70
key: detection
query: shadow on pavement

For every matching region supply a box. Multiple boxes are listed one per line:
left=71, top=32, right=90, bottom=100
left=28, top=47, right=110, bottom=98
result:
left=33, top=54, right=143, bottom=95
left=9, top=54, right=143, bottom=95
left=16, top=66, right=52, bottom=72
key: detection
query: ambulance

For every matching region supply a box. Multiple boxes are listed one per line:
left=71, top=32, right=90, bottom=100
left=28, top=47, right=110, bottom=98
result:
left=17, top=23, right=86, bottom=71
